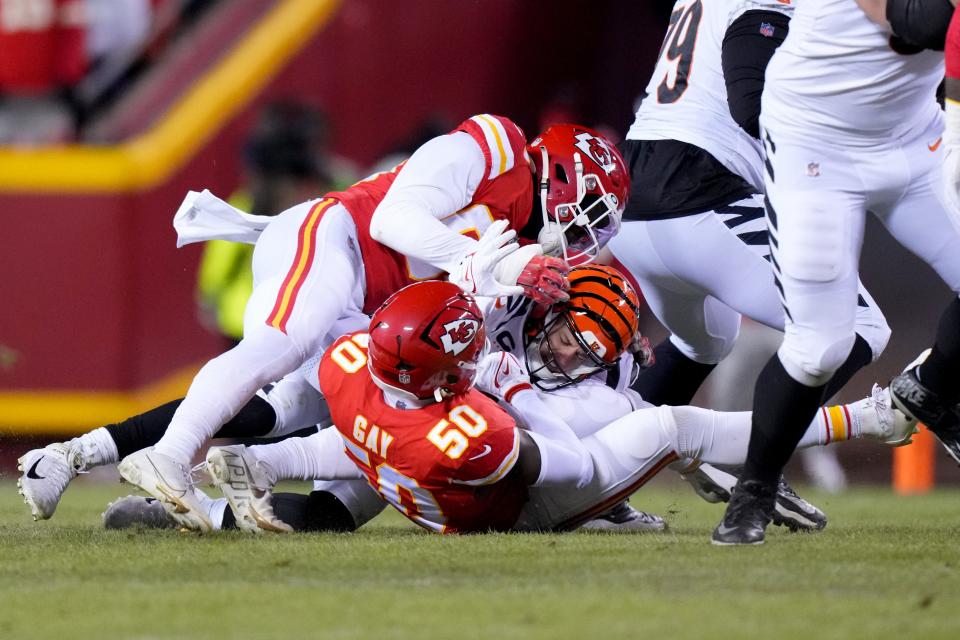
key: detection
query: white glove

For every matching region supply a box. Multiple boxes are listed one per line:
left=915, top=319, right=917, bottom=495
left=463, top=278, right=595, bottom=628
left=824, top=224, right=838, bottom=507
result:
left=449, top=219, right=525, bottom=298
left=943, top=100, right=960, bottom=226
left=474, top=351, right=533, bottom=403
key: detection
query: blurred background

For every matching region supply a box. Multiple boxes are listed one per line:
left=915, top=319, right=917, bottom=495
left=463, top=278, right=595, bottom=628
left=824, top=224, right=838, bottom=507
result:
left=0, top=0, right=956, bottom=489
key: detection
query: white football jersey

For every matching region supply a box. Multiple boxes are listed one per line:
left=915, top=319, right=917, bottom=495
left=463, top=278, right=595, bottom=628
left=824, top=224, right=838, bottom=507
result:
left=761, top=0, right=943, bottom=141
left=626, top=0, right=794, bottom=191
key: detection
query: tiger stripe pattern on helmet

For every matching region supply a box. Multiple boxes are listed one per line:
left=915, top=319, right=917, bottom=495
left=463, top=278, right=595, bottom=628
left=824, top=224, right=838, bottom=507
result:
left=565, top=264, right=641, bottom=365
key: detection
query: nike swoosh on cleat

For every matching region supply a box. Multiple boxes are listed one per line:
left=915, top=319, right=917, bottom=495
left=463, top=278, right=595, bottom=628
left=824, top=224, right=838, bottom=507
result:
left=26, top=457, right=45, bottom=480
left=468, top=444, right=493, bottom=461
left=715, top=523, right=738, bottom=536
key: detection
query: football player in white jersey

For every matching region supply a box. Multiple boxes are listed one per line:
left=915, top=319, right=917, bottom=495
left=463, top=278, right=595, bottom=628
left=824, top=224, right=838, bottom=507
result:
left=182, top=271, right=915, bottom=536
left=714, top=0, right=960, bottom=545
left=607, top=0, right=891, bottom=416
left=18, top=119, right=630, bottom=531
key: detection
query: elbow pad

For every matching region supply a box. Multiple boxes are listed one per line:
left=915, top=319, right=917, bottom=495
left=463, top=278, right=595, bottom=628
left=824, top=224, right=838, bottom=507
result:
left=887, top=0, right=954, bottom=51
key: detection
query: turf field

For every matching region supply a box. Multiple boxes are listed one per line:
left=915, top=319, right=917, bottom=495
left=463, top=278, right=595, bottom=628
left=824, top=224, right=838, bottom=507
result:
left=1, top=479, right=958, bottom=640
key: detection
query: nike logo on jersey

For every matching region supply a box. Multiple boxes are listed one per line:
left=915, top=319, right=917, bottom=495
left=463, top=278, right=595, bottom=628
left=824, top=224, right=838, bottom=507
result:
left=929, top=137, right=943, bottom=152
left=26, top=457, right=45, bottom=480
left=493, top=354, right=511, bottom=389
left=468, top=444, right=493, bottom=461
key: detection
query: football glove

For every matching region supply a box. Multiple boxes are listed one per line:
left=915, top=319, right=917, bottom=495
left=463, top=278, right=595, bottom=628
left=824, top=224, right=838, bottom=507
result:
left=474, top=351, right=533, bottom=403
left=449, top=219, right=524, bottom=298
left=629, top=333, right=655, bottom=369
left=516, top=254, right=570, bottom=305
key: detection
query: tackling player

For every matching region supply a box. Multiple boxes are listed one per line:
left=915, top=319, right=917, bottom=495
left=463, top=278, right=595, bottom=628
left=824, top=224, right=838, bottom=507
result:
left=18, top=118, right=629, bottom=530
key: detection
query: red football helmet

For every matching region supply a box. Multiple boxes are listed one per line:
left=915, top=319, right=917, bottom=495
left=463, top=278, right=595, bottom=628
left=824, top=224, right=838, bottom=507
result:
left=367, top=281, right=486, bottom=401
left=527, top=124, right=630, bottom=265
left=525, top=264, right=641, bottom=390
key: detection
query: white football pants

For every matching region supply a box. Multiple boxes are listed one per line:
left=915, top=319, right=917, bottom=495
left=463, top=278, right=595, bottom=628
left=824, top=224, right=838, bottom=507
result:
left=608, top=193, right=891, bottom=366
left=762, top=110, right=960, bottom=386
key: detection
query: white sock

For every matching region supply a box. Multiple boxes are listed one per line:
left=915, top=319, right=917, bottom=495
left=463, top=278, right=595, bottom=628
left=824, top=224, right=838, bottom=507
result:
left=69, top=427, right=120, bottom=471
left=248, top=429, right=363, bottom=482
left=192, top=490, right=228, bottom=531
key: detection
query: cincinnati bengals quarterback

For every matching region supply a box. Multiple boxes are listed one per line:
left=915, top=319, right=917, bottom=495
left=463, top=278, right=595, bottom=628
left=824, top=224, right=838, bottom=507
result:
left=196, top=279, right=914, bottom=535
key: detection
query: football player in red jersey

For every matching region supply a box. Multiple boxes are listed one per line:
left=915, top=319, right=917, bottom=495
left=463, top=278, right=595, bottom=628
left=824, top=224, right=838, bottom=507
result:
left=21, top=117, right=628, bottom=529
left=197, top=278, right=916, bottom=535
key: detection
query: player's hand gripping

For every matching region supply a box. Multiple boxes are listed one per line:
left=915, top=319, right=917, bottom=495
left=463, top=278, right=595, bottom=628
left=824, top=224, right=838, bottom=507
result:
left=629, top=333, right=655, bottom=369
left=515, top=254, right=570, bottom=305
left=474, top=351, right=533, bottom=403
left=449, top=219, right=525, bottom=298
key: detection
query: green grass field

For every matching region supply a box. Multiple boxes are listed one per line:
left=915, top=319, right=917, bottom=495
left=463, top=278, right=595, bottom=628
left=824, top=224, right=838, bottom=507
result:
left=1, top=479, right=959, bottom=640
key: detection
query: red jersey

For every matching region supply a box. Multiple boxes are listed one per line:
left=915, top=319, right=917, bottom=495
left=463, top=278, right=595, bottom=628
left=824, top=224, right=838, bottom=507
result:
left=326, top=114, right=534, bottom=313
left=948, top=9, right=960, bottom=80
left=319, top=332, right=529, bottom=533
left=0, top=0, right=87, bottom=93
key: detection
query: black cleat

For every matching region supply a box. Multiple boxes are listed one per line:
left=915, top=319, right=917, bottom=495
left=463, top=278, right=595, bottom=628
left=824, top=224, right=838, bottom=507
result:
left=772, top=477, right=827, bottom=532
left=890, top=360, right=960, bottom=466
left=711, top=480, right=775, bottom=546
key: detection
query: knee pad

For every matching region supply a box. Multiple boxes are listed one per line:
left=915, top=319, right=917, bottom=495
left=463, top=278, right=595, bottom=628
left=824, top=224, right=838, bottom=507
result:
left=258, top=371, right=330, bottom=437
left=778, top=328, right=857, bottom=387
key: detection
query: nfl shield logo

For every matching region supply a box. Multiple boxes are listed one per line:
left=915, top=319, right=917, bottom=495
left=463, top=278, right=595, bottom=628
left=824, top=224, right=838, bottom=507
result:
left=759, top=22, right=774, bottom=37
left=399, top=372, right=411, bottom=384
left=806, top=162, right=820, bottom=177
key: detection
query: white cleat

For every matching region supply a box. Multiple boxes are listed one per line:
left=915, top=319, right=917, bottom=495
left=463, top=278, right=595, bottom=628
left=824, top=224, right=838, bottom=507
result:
left=17, top=443, right=81, bottom=520
left=205, top=445, right=292, bottom=533
left=117, top=448, right=213, bottom=533
left=856, top=385, right=919, bottom=447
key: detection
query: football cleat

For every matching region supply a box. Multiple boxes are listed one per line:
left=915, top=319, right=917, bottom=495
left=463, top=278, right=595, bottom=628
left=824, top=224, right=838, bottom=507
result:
left=890, top=350, right=960, bottom=465
left=771, top=478, right=827, bottom=532
left=102, top=495, right=176, bottom=530
left=580, top=502, right=666, bottom=532
left=711, top=479, right=776, bottom=546
left=17, top=443, right=81, bottom=520
left=117, top=448, right=213, bottom=533
left=854, top=385, right=918, bottom=446
left=681, top=463, right=736, bottom=504
left=205, top=445, right=292, bottom=533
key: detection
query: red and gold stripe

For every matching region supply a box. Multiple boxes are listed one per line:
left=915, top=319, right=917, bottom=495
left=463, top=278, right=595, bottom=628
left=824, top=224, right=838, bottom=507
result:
left=266, top=198, right=335, bottom=332
left=554, top=451, right=679, bottom=531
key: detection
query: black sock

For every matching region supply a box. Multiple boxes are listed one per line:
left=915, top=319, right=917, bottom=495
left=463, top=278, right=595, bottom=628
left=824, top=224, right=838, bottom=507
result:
left=742, top=355, right=826, bottom=485
left=105, top=399, right=182, bottom=459
left=917, top=297, right=960, bottom=404
left=267, top=491, right=357, bottom=532
left=631, top=339, right=716, bottom=406
left=821, top=333, right=872, bottom=401
left=103, top=395, right=278, bottom=459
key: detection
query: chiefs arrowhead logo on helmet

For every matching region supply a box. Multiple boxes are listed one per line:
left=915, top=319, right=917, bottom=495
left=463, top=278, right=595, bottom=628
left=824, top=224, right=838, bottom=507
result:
left=439, top=319, right=480, bottom=356
left=573, top=132, right=617, bottom=175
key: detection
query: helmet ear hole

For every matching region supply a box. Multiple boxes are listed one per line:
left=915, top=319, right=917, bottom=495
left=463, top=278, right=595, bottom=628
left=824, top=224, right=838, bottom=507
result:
left=554, top=163, right=568, bottom=183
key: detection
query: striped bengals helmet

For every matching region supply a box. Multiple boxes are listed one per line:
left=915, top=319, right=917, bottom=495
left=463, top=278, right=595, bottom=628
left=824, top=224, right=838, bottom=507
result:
left=525, top=264, right=641, bottom=389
